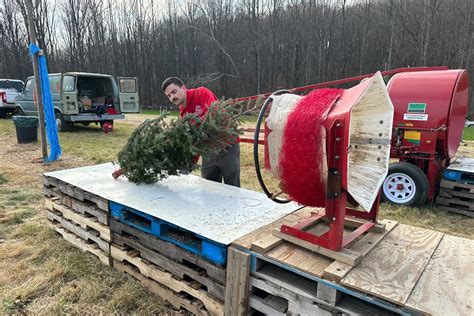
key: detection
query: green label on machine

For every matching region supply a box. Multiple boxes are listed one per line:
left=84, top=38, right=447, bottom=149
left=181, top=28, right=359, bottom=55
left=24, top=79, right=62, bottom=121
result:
left=407, top=103, right=426, bottom=113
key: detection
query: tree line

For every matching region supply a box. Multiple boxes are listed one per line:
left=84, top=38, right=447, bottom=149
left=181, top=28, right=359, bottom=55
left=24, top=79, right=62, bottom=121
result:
left=0, top=0, right=472, bottom=112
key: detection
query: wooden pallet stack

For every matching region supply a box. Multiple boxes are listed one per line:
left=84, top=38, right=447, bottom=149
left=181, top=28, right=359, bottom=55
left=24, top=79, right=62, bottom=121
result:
left=108, top=202, right=226, bottom=315
left=42, top=176, right=225, bottom=315
left=228, top=207, right=474, bottom=316
left=41, top=163, right=303, bottom=315
left=43, top=175, right=112, bottom=266
left=437, top=157, right=474, bottom=217
left=227, top=208, right=405, bottom=315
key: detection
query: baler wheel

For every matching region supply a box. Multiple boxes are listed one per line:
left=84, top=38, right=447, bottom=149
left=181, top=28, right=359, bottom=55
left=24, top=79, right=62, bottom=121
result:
left=382, top=162, right=428, bottom=206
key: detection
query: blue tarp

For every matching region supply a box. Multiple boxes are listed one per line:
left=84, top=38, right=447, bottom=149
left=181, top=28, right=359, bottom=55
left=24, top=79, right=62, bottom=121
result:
left=29, top=44, right=61, bottom=161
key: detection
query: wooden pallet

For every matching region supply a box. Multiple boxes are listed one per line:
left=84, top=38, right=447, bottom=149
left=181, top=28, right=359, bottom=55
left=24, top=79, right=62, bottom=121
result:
left=45, top=198, right=110, bottom=241
left=110, top=218, right=225, bottom=284
left=111, top=245, right=224, bottom=315
left=113, top=259, right=210, bottom=315
left=437, top=205, right=474, bottom=217
left=47, top=210, right=110, bottom=254
left=439, top=187, right=474, bottom=200
left=48, top=221, right=111, bottom=266
left=43, top=175, right=109, bottom=212
left=110, top=201, right=226, bottom=266
left=112, top=231, right=225, bottom=301
left=249, top=266, right=394, bottom=316
left=437, top=181, right=474, bottom=217
left=440, top=179, right=474, bottom=194
left=242, top=214, right=397, bottom=280
left=437, top=196, right=474, bottom=211
left=44, top=187, right=109, bottom=225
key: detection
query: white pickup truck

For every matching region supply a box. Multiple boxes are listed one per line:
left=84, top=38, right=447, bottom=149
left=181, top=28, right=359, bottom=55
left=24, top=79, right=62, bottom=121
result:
left=0, top=79, right=24, bottom=118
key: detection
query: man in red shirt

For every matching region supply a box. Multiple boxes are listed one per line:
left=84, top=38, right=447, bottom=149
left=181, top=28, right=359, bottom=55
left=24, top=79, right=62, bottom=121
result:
left=161, top=77, right=240, bottom=187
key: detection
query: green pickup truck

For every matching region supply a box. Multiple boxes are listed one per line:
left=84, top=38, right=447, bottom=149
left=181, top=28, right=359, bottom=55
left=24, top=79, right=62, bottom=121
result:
left=14, top=72, right=140, bottom=131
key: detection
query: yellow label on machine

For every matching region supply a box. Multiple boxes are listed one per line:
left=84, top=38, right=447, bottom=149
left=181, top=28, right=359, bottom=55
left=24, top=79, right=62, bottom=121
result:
left=404, top=131, right=421, bottom=140
left=404, top=130, right=421, bottom=145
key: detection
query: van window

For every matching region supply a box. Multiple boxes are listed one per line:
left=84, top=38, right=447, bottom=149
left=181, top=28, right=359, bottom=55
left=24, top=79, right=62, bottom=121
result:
left=23, top=79, right=35, bottom=93
left=63, top=76, right=75, bottom=92
left=119, top=78, right=137, bottom=93
left=48, top=75, right=61, bottom=93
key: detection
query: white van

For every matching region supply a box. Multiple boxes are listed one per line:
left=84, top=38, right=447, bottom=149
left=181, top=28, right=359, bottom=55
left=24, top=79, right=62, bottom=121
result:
left=15, top=72, right=140, bottom=131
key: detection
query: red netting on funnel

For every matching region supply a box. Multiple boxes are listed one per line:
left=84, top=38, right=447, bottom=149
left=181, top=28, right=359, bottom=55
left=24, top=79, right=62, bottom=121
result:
left=279, top=88, right=343, bottom=206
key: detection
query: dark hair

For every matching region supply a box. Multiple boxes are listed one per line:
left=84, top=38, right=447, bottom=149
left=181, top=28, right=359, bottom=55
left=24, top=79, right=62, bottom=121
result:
left=161, top=77, right=184, bottom=92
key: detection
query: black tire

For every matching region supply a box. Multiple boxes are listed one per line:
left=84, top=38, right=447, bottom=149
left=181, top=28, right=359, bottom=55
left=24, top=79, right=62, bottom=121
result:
left=0, top=108, right=6, bottom=119
left=55, top=111, right=71, bottom=132
left=381, top=162, right=429, bottom=206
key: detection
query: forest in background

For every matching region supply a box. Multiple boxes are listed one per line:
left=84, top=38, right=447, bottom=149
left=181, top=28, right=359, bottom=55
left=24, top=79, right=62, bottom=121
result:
left=0, top=0, right=472, bottom=111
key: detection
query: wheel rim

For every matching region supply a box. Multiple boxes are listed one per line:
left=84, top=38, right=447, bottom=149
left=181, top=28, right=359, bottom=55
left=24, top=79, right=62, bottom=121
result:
left=56, top=117, right=62, bottom=130
left=383, top=172, right=416, bottom=204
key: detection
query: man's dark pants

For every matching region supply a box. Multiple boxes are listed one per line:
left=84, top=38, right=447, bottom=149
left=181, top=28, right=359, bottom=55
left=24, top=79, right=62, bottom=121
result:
left=201, top=143, right=240, bottom=187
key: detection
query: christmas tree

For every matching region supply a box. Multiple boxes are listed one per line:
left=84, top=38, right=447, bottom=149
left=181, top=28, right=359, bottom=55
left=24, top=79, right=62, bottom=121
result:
left=115, top=98, right=251, bottom=184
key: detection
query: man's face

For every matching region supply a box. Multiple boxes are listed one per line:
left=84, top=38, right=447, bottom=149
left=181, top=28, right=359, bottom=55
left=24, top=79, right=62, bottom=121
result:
left=164, top=83, right=187, bottom=106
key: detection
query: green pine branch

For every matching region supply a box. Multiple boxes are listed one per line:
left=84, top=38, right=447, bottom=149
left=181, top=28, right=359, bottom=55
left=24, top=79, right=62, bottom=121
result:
left=117, top=99, right=245, bottom=184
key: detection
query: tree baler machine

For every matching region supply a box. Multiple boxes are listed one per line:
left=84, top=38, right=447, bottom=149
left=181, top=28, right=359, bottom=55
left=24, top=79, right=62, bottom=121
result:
left=242, top=67, right=469, bottom=258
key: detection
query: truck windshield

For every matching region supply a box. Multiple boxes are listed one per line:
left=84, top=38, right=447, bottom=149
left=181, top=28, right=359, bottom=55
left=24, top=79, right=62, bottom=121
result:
left=0, top=80, right=23, bottom=91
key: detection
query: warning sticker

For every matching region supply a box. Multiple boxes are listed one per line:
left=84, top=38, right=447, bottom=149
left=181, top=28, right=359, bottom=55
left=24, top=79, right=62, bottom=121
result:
left=404, top=113, right=428, bottom=121
left=407, top=103, right=426, bottom=113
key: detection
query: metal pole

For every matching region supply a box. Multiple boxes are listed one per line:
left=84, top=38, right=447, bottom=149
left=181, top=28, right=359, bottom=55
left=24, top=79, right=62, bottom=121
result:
left=25, top=0, right=47, bottom=159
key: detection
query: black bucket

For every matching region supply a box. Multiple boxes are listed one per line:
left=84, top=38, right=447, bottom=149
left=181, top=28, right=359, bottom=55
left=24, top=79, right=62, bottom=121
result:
left=12, top=116, right=39, bottom=144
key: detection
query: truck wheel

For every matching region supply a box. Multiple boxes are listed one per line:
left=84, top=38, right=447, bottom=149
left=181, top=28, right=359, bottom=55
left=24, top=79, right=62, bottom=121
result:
left=382, top=162, right=429, bottom=206
left=0, top=108, right=6, bottom=119
left=55, top=111, right=71, bottom=132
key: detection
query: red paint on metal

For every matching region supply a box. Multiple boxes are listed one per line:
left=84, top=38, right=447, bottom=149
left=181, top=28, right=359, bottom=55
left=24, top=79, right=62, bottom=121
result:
left=388, top=69, right=469, bottom=160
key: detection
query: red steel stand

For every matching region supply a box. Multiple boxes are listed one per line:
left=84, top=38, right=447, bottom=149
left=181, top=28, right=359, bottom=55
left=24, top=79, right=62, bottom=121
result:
left=279, top=119, right=380, bottom=252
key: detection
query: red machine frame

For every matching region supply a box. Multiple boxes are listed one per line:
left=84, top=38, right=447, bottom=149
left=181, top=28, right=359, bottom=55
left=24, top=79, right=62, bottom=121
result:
left=238, top=66, right=449, bottom=252
left=279, top=119, right=379, bottom=251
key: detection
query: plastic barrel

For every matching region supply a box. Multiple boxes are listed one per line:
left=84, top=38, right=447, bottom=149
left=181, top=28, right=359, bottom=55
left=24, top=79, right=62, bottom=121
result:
left=12, top=116, right=39, bottom=144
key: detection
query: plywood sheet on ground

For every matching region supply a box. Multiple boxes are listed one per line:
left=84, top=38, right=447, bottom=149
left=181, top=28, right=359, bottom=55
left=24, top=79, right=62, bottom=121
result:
left=44, top=163, right=301, bottom=245
left=341, top=224, right=443, bottom=305
left=405, top=234, right=474, bottom=315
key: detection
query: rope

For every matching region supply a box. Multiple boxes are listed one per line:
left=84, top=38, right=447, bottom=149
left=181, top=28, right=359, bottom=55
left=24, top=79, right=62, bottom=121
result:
left=29, top=44, right=61, bottom=162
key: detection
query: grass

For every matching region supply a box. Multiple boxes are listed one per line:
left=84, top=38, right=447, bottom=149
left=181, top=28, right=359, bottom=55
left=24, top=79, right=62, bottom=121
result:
left=0, top=187, right=168, bottom=314
left=0, top=116, right=473, bottom=313
left=463, top=127, right=474, bottom=140
left=58, top=124, right=135, bottom=163
left=0, top=173, right=7, bottom=185
left=140, top=109, right=179, bottom=117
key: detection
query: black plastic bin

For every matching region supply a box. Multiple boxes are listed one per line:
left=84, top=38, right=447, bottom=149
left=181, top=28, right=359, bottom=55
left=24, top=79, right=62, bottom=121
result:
left=12, top=116, right=39, bottom=144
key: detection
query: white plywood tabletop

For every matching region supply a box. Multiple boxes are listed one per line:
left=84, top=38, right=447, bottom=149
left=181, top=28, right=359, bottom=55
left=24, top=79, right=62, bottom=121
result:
left=447, top=157, right=474, bottom=174
left=44, top=163, right=301, bottom=245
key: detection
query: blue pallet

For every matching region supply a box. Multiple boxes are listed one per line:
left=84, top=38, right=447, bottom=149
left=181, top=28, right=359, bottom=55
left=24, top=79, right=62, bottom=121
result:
left=109, top=201, right=227, bottom=266
left=443, top=169, right=474, bottom=184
